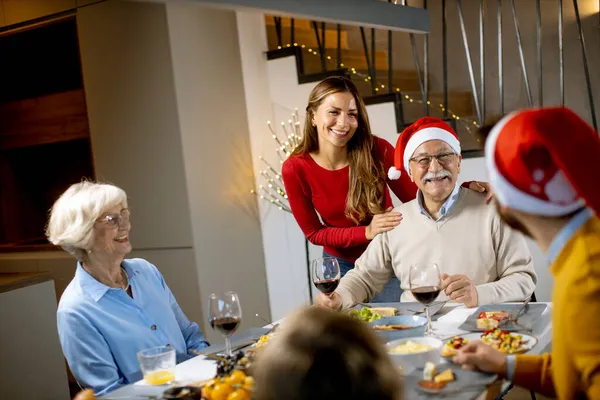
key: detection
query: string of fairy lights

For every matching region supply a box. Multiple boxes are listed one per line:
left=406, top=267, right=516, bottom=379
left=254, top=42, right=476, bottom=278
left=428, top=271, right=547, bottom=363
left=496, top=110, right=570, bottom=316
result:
left=251, top=27, right=481, bottom=212
left=274, top=40, right=480, bottom=131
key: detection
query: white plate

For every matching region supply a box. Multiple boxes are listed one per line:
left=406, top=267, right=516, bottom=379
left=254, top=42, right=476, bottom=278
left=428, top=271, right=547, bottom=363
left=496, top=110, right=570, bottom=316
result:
left=450, top=331, right=538, bottom=354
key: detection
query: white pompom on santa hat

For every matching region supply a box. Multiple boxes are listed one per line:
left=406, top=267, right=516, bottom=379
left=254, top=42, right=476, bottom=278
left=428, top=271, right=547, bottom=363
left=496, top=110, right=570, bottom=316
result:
left=388, top=117, right=461, bottom=180
left=485, top=107, right=600, bottom=217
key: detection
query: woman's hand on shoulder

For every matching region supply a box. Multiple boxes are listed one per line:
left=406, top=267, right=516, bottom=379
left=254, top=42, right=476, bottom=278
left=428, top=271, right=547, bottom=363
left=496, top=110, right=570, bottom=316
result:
left=468, top=181, right=493, bottom=204
left=365, top=207, right=402, bottom=240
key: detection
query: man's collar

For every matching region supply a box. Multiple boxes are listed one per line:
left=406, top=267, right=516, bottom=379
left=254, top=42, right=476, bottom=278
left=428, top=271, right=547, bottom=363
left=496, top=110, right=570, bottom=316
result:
left=417, top=183, right=461, bottom=221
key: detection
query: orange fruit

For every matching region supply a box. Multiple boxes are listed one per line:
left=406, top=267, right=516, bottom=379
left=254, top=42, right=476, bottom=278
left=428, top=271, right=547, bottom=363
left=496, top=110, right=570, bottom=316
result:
left=201, top=385, right=213, bottom=399
left=242, top=376, right=255, bottom=389
left=226, top=370, right=247, bottom=385
left=210, top=383, right=234, bottom=400
left=227, top=388, right=251, bottom=400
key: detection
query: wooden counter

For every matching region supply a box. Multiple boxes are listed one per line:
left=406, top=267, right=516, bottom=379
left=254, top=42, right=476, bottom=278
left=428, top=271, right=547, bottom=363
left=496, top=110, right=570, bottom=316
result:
left=0, top=271, right=53, bottom=294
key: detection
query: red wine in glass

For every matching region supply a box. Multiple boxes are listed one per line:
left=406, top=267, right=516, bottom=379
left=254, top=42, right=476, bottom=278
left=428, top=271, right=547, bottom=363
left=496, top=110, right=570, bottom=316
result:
left=208, top=291, right=242, bottom=355
left=314, top=278, right=340, bottom=294
left=411, top=286, right=441, bottom=305
left=312, top=257, right=341, bottom=296
left=210, top=316, right=241, bottom=337
left=409, top=263, right=442, bottom=336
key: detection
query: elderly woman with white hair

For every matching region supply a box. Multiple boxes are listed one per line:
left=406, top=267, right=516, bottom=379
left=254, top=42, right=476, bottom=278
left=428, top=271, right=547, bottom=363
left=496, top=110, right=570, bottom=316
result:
left=48, top=181, right=209, bottom=396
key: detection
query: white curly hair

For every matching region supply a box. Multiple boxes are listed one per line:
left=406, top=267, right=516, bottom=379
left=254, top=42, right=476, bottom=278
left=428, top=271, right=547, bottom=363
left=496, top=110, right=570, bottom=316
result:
left=46, top=181, right=128, bottom=261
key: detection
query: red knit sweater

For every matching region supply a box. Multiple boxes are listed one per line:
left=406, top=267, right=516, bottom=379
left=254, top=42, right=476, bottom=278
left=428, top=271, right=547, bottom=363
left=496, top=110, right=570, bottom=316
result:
left=282, top=137, right=419, bottom=263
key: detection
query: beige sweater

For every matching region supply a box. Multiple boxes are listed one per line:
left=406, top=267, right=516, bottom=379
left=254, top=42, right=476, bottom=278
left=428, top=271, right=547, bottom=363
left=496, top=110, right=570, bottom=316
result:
left=337, top=188, right=537, bottom=308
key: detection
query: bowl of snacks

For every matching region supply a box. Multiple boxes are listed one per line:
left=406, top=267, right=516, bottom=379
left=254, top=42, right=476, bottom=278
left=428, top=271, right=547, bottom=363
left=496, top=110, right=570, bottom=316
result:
left=386, top=336, right=443, bottom=370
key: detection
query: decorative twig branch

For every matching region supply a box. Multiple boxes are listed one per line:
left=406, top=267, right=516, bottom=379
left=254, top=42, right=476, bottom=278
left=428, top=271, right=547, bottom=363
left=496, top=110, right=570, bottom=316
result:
left=251, top=111, right=302, bottom=213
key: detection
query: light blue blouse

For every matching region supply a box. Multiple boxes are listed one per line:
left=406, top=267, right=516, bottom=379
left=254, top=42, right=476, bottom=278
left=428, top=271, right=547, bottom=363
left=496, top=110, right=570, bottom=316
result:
left=57, top=258, right=209, bottom=395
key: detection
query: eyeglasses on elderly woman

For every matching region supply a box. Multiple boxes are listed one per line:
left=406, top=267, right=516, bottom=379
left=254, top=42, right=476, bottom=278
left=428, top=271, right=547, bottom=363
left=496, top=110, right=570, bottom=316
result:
left=96, top=208, right=130, bottom=228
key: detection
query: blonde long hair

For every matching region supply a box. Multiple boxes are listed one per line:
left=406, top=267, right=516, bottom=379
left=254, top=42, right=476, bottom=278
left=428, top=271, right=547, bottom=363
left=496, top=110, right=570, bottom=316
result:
left=292, top=76, right=386, bottom=224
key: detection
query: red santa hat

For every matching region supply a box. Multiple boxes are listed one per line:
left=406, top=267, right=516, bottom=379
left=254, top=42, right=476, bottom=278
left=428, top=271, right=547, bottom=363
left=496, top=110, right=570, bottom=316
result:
left=388, top=117, right=461, bottom=180
left=485, top=107, right=600, bottom=216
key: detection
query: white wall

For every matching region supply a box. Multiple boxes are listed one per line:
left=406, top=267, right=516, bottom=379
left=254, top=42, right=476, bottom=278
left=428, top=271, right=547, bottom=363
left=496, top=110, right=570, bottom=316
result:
left=0, top=281, right=70, bottom=400
left=236, top=11, right=315, bottom=319
left=166, top=2, right=271, bottom=335
left=76, top=0, right=205, bottom=328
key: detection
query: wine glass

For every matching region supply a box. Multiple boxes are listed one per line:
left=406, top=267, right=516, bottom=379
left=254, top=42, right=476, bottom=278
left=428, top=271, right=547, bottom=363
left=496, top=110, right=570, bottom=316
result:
left=409, top=263, right=442, bottom=336
left=208, top=291, right=242, bottom=356
left=312, top=257, right=341, bottom=295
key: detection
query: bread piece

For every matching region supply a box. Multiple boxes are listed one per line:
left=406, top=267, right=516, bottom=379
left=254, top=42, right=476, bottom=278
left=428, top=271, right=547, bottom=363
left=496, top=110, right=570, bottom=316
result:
left=477, top=317, right=499, bottom=329
left=368, top=307, right=397, bottom=317
left=434, top=368, right=455, bottom=383
left=441, top=344, right=457, bottom=357
left=423, top=362, right=437, bottom=381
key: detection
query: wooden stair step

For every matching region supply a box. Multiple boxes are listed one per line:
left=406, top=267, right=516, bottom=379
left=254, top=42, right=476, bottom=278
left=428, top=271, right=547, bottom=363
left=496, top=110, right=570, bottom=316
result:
left=265, top=16, right=313, bottom=30
left=301, top=48, right=390, bottom=74
left=351, top=68, right=422, bottom=92
left=265, top=25, right=349, bottom=50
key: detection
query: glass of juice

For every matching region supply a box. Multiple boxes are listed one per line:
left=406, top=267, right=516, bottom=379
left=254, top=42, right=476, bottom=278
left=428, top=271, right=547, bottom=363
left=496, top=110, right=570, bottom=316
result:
left=137, top=346, right=176, bottom=385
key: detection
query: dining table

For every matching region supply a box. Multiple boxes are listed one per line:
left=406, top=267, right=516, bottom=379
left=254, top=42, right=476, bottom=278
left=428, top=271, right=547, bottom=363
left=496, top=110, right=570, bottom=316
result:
left=100, top=301, right=553, bottom=400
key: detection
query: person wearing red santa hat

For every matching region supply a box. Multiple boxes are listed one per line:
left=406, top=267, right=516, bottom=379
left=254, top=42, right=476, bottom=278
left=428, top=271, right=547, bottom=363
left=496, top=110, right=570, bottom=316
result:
left=283, top=76, right=490, bottom=303
left=453, top=107, right=600, bottom=399
left=316, top=116, right=535, bottom=311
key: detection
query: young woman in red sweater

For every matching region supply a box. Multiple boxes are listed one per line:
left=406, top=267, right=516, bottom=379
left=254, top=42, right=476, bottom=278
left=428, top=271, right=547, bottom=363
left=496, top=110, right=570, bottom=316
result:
left=282, top=76, right=487, bottom=302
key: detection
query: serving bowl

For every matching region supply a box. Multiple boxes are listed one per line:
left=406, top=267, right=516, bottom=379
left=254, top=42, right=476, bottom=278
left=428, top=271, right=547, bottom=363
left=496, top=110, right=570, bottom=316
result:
left=385, top=336, right=443, bottom=371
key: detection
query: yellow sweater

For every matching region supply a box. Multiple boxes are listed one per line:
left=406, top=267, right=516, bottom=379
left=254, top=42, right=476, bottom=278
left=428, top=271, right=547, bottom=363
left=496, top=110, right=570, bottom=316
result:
left=513, top=217, right=600, bottom=399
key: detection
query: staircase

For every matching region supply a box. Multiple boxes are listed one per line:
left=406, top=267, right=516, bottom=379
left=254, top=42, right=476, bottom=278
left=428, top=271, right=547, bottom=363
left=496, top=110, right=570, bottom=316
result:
left=264, top=15, right=480, bottom=154
left=263, top=0, right=599, bottom=154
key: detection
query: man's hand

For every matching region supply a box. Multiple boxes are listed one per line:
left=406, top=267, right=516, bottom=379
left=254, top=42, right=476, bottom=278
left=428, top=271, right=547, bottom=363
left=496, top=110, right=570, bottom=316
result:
left=442, top=273, right=478, bottom=307
left=453, top=341, right=508, bottom=377
left=316, top=292, right=343, bottom=310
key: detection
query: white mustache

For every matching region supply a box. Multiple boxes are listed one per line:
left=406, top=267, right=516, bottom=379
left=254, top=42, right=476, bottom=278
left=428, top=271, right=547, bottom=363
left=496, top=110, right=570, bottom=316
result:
left=422, top=169, right=452, bottom=183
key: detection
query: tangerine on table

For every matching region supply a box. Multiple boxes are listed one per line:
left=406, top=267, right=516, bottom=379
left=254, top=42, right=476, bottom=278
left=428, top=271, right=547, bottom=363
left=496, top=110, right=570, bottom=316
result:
left=211, top=383, right=234, bottom=400
left=227, top=388, right=251, bottom=400
left=226, top=370, right=247, bottom=385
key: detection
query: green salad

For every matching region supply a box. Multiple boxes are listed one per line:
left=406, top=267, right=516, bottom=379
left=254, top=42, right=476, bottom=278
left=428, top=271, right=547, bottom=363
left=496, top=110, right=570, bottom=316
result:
left=348, top=307, right=382, bottom=323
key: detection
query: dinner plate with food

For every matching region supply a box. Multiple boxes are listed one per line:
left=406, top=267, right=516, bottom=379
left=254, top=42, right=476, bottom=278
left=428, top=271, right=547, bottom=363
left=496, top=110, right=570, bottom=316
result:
left=458, top=303, right=547, bottom=332
left=448, top=329, right=538, bottom=355
left=369, top=315, right=427, bottom=341
left=404, top=362, right=497, bottom=397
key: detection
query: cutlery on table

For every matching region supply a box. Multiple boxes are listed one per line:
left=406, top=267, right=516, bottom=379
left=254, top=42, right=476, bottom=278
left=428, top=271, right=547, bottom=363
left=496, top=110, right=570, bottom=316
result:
left=500, top=297, right=532, bottom=332
left=407, top=300, right=448, bottom=314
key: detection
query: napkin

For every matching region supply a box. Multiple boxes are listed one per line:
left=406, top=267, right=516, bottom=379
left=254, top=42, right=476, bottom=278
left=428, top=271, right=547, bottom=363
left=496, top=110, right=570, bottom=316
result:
left=437, top=307, right=477, bottom=324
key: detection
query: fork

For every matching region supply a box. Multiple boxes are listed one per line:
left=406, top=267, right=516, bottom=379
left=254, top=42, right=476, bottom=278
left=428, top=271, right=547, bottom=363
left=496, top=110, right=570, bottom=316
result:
left=407, top=300, right=448, bottom=314
left=500, top=297, right=532, bottom=332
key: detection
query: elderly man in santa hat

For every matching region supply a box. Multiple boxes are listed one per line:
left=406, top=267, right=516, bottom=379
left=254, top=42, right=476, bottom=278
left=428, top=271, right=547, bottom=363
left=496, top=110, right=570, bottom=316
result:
left=316, top=117, right=536, bottom=310
left=453, top=107, right=600, bottom=399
